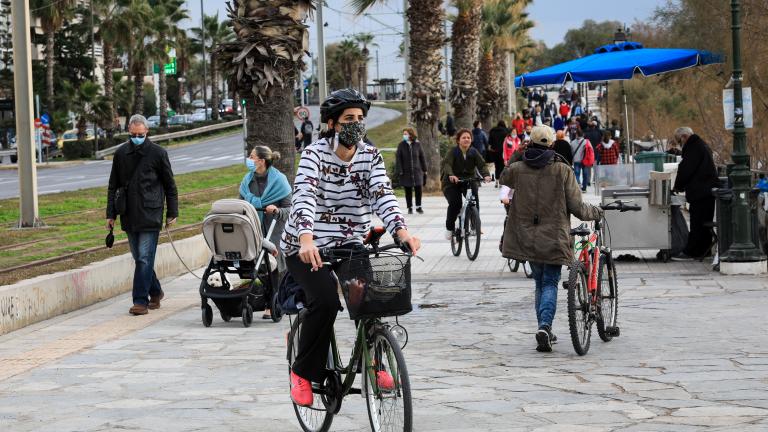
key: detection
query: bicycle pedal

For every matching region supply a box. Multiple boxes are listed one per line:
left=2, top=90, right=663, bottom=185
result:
left=605, top=326, right=620, bottom=337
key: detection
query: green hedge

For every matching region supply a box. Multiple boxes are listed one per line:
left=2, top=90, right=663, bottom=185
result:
left=63, top=141, right=94, bottom=160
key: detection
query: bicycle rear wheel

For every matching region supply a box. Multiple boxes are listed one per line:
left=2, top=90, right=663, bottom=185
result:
left=522, top=261, right=533, bottom=278
left=450, top=225, right=462, bottom=256
left=364, top=326, right=412, bottom=432
left=287, top=313, right=334, bottom=432
left=596, top=253, right=618, bottom=342
left=567, top=261, right=592, bottom=355
left=507, top=259, right=520, bottom=272
left=464, top=206, right=481, bottom=261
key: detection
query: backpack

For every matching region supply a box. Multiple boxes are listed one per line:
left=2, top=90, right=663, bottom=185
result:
left=277, top=271, right=305, bottom=315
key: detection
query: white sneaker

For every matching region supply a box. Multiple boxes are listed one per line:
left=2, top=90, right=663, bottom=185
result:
left=444, top=230, right=453, bottom=240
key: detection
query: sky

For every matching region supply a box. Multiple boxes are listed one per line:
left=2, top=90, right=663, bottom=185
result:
left=185, top=0, right=664, bottom=84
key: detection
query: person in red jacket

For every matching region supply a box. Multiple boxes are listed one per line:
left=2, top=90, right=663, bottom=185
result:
left=559, top=101, right=570, bottom=119
left=581, top=136, right=595, bottom=192
left=512, top=112, right=526, bottom=136
left=596, top=132, right=620, bottom=165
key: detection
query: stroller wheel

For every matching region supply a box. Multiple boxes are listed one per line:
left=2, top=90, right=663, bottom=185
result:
left=242, top=303, right=253, bottom=328
left=220, top=311, right=232, bottom=322
left=270, top=291, right=283, bottom=323
left=202, top=305, right=213, bottom=327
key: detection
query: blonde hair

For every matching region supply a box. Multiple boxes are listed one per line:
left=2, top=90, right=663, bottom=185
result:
left=251, top=146, right=281, bottom=167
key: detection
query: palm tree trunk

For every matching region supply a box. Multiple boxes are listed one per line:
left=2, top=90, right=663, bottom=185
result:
left=103, top=42, right=115, bottom=141
left=133, top=60, right=144, bottom=115
left=46, top=29, right=55, bottom=110
left=495, top=49, right=508, bottom=123
left=407, top=0, right=446, bottom=192
left=244, top=85, right=296, bottom=184
left=477, top=51, right=497, bottom=132
left=211, top=53, right=220, bottom=121
left=449, top=0, right=482, bottom=130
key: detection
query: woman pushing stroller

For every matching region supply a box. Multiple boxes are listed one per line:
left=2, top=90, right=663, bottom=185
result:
left=239, top=145, right=292, bottom=319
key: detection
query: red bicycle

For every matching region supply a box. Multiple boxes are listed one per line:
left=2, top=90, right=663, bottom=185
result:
left=566, top=200, right=640, bottom=355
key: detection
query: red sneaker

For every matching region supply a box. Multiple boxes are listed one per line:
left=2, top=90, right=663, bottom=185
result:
left=290, top=371, right=313, bottom=407
left=376, top=370, right=395, bottom=391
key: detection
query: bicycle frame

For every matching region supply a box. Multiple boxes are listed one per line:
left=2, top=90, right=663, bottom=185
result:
left=575, top=223, right=602, bottom=296
left=326, top=318, right=401, bottom=397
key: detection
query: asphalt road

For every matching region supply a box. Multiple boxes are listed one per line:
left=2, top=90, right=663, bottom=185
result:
left=0, top=105, right=400, bottom=200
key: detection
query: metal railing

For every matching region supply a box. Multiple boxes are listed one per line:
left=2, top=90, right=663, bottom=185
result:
left=95, top=119, right=243, bottom=159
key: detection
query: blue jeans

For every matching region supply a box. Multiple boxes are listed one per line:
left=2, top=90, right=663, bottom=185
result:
left=126, top=231, right=162, bottom=306
left=529, top=263, right=562, bottom=329
left=573, top=163, right=591, bottom=191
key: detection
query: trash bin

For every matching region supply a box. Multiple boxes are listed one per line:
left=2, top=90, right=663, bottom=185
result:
left=714, top=180, right=761, bottom=258
left=635, top=151, right=675, bottom=172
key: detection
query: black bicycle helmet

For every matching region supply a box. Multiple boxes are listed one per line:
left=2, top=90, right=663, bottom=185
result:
left=320, top=88, right=371, bottom=123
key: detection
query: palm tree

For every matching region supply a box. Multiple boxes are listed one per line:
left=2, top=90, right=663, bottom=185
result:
left=334, top=39, right=364, bottom=89
left=149, top=0, right=189, bottom=127
left=478, top=0, right=533, bottom=127
left=191, top=14, right=235, bottom=121
left=31, top=0, right=76, bottom=111
left=124, top=0, right=155, bottom=116
left=352, top=0, right=446, bottom=191
left=353, top=33, right=377, bottom=93
left=449, top=0, right=483, bottom=130
left=216, top=0, right=314, bottom=183
left=94, top=0, right=135, bottom=140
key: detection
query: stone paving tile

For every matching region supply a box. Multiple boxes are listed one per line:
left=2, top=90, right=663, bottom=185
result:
left=1, top=185, right=768, bottom=430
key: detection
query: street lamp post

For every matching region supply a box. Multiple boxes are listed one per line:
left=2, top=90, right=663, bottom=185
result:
left=721, top=0, right=765, bottom=268
left=200, top=0, right=208, bottom=121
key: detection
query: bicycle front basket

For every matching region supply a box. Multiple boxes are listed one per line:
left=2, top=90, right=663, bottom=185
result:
left=336, top=252, right=412, bottom=320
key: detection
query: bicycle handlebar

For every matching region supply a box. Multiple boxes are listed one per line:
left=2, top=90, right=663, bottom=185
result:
left=320, top=243, right=410, bottom=260
left=600, top=200, right=641, bottom=212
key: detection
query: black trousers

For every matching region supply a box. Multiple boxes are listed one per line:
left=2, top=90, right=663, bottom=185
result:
left=403, top=186, right=422, bottom=209
left=443, top=182, right=479, bottom=231
left=685, top=197, right=715, bottom=257
left=286, top=254, right=341, bottom=383
left=493, top=158, right=505, bottom=180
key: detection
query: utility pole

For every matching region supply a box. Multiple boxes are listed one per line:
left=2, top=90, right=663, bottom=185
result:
left=90, top=0, right=96, bottom=81
left=507, top=51, right=516, bottom=118
left=316, top=1, right=328, bottom=101
left=11, top=0, right=40, bottom=227
left=443, top=19, right=449, bottom=116
left=403, top=0, right=410, bottom=122
left=200, top=0, right=208, bottom=120
left=721, top=0, right=765, bottom=273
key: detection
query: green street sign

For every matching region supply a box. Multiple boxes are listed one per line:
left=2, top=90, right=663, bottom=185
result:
left=153, top=58, right=177, bottom=75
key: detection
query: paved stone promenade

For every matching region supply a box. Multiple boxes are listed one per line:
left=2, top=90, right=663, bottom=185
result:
left=1, top=185, right=767, bottom=431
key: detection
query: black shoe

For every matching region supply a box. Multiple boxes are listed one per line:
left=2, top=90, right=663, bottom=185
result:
left=581, top=188, right=587, bottom=192
left=536, top=328, right=552, bottom=352
left=416, top=207, right=424, bottom=214
left=671, top=252, right=694, bottom=261
left=407, top=208, right=413, bottom=214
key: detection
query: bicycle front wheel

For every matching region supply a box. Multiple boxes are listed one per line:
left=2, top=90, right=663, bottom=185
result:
left=567, top=261, right=592, bottom=356
left=450, top=226, right=462, bottom=256
left=464, top=206, right=481, bottom=261
left=596, top=253, right=618, bottom=342
left=507, top=258, right=520, bottom=272
left=287, top=313, right=334, bottom=432
left=364, top=326, right=412, bottom=432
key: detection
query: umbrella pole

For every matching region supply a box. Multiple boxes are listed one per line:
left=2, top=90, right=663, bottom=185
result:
left=621, top=82, right=634, bottom=184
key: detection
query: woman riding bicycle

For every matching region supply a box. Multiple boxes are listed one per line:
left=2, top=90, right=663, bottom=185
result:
left=441, top=128, right=491, bottom=240
left=280, top=88, right=421, bottom=407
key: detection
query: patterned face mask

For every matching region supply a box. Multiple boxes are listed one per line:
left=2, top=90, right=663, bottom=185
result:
left=337, top=121, right=366, bottom=148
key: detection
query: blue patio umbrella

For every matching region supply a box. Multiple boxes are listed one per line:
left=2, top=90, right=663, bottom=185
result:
left=515, top=42, right=723, bottom=87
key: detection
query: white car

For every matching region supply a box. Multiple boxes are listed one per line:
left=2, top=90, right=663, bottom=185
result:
left=147, top=116, right=160, bottom=128
left=191, top=99, right=206, bottom=109
left=191, top=108, right=212, bottom=122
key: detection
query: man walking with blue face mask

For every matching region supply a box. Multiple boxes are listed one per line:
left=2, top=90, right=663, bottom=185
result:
left=106, top=114, right=179, bottom=315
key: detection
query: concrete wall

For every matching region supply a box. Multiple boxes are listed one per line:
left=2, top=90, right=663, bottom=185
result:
left=0, top=234, right=211, bottom=336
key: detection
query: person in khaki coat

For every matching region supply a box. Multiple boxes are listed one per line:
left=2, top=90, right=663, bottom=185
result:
left=500, top=125, right=602, bottom=353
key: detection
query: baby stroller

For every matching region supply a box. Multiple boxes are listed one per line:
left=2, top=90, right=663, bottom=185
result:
left=200, top=199, right=283, bottom=327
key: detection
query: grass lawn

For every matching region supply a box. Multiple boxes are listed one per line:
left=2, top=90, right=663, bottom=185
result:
left=0, top=104, right=415, bottom=285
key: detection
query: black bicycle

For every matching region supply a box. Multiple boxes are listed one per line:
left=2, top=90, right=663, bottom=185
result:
left=287, top=239, right=415, bottom=432
left=450, top=178, right=482, bottom=260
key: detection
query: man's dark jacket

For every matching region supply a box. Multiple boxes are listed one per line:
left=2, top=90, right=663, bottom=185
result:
left=471, top=127, right=488, bottom=156
left=487, top=126, right=509, bottom=163
left=673, top=134, right=719, bottom=202
left=107, top=139, right=178, bottom=231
